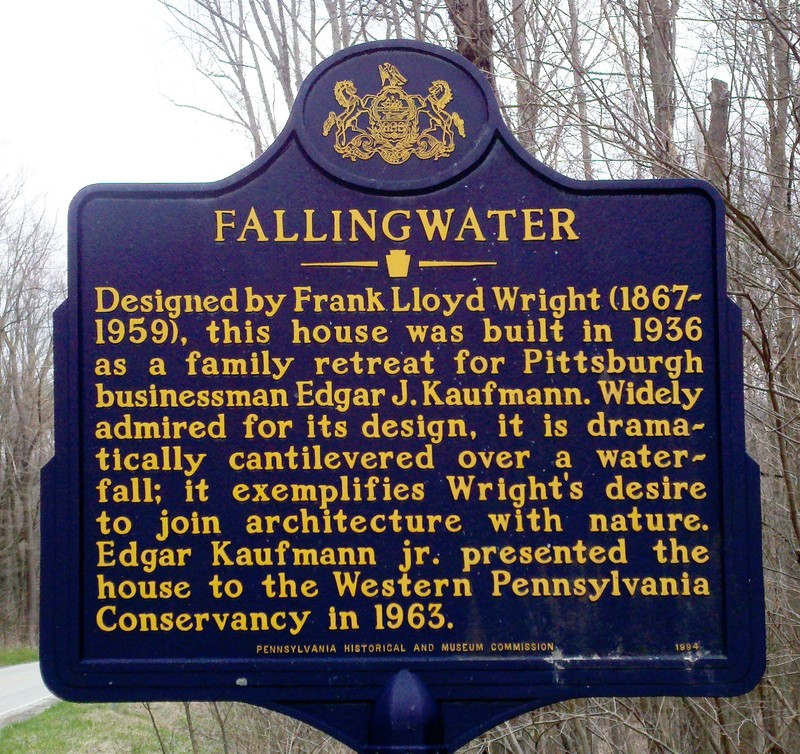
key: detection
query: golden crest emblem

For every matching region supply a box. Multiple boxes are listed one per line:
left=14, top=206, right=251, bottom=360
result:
left=322, top=63, right=466, bottom=164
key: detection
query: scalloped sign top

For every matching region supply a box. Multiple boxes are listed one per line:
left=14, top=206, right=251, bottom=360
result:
left=295, top=42, right=496, bottom=191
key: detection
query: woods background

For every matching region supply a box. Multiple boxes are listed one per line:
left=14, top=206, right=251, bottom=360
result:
left=3, top=0, right=798, bottom=750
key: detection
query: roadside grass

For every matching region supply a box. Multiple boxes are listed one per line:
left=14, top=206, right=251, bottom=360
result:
left=0, top=701, right=238, bottom=754
left=0, top=701, right=197, bottom=754
left=0, top=646, right=38, bottom=668
left=0, top=699, right=355, bottom=753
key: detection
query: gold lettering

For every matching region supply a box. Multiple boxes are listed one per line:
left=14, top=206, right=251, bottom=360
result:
left=215, top=210, right=236, bottom=242
left=236, top=207, right=269, bottom=242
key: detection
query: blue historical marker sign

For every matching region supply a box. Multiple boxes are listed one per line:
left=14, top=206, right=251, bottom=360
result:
left=41, top=41, right=764, bottom=752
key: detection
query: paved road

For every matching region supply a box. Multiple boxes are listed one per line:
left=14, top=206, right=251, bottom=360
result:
left=0, top=662, right=57, bottom=727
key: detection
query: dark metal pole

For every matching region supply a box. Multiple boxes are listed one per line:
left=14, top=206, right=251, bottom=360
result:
left=364, top=670, right=448, bottom=754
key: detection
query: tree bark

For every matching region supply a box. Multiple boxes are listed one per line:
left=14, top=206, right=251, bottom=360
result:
left=640, top=0, right=678, bottom=175
left=705, top=78, right=730, bottom=190
left=445, top=0, right=496, bottom=89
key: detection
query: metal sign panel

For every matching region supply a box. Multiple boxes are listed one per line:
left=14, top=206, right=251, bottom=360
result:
left=41, top=40, right=764, bottom=752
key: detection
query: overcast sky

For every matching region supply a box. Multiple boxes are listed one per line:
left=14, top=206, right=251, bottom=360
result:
left=0, top=0, right=252, bottom=227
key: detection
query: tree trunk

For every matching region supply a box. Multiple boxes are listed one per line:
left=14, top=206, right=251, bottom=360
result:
left=704, top=78, right=730, bottom=191
left=444, top=0, right=495, bottom=89
left=640, top=0, right=678, bottom=175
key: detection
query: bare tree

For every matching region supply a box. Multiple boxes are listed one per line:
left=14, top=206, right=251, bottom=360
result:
left=0, top=180, right=62, bottom=645
left=159, top=0, right=451, bottom=156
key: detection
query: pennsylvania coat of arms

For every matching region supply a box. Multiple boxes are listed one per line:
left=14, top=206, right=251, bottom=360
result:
left=322, top=63, right=466, bottom=164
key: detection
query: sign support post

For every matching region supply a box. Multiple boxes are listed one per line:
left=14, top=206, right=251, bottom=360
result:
left=367, top=671, right=445, bottom=754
